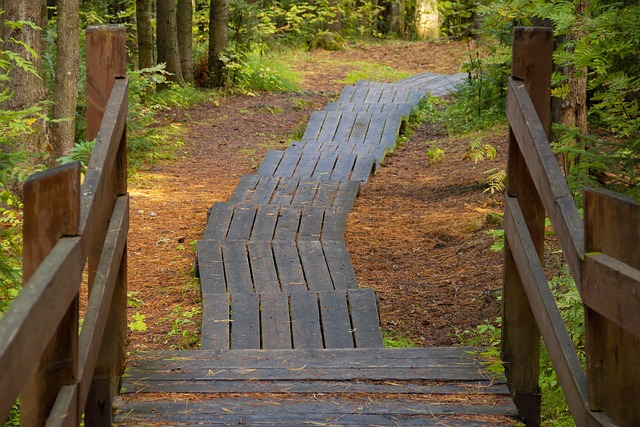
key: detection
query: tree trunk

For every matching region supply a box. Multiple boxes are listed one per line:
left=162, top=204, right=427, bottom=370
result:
left=157, top=0, right=184, bottom=84
left=177, top=0, right=194, bottom=83
left=414, top=0, right=438, bottom=40
left=3, top=0, right=49, bottom=157
left=388, top=0, right=405, bottom=37
left=51, top=0, right=80, bottom=160
left=136, top=0, right=154, bottom=69
left=208, top=0, right=228, bottom=88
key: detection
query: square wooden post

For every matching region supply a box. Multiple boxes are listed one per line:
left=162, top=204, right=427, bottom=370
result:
left=584, top=188, right=640, bottom=426
left=501, top=26, right=553, bottom=427
left=19, top=163, right=81, bottom=426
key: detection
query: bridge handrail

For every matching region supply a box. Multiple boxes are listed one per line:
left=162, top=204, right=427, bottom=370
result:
left=0, top=25, right=128, bottom=426
left=503, top=27, right=640, bottom=427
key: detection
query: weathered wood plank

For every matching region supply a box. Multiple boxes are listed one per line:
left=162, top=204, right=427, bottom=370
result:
left=250, top=176, right=279, bottom=204
left=222, top=241, right=253, bottom=293
left=247, top=241, right=280, bottom=293
left=329, top=152, right=356, bottom=182
left=230, top=293, right=260, bottom=349
left=323, top=240, right=358, bottom=289
left=228, top=174, right=260, bottom=203
left=298, top=207, right=324, bottom=241
left=322, top=207, right=348, bottom=241
left=334, top=111, right=357, bottom=142
left=336, top=84, right=356, bottom=103
left=319, top=290, right=354, bottom=348
left=363, top=112, right=386, bottom=146
left=311, top=151, right=338, bottom=180
left=317, top=111, right=341, bottom=142
left=291, top=179, right=318, bottom=207
left=292, top=150, right=321, bottom=180
left=200, top=294, right=230, bottom=350
left=312, top=180, right=340, bottom=207
left=260, top=293, right=292, bottom=349
left=202, top=202, right=234, bottom=240
left=197, top=240, right=226, bottom=294
left=351, top=152, right=375, bottom=183
left=256, top=150, right=284, bottom=176
left=334, top=181, right=360, bottom=211
left=348, top=288, right=383, bottom=348
left=302, top=111, right=326, bottom=141
left=274, top=205, right=301, bottom=240
left=298, top=240, right=334, bottom=291
left=289, top=291, right=323, bottom=349
left=348, top=112, right=371, bottom=145
left=272, top=241, right=307, bottom=293
left=226, top=204, right=257, bottom=241
left=250, top=204, right=279, bottom=241
left=271, top=177, right=299, bottom=205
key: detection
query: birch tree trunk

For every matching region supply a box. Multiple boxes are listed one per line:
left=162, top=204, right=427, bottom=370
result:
left=414, top=0, right=438, bottom=40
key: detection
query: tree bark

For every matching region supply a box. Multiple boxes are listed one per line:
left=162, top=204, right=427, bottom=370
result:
left=208, top=0, right=228, bottom=88
left=136, top=0, right=154, bottom=69
left=3, top=0, right=49, bottom=157
left=177, top=0, right=194, bottom=83
left=157, top=0, right=184, bottom=84
left=414, top=0, right=438, bottom=40
left=388, top=0, right=405, bottom=37
left=51, top=0, right=80, bottom=160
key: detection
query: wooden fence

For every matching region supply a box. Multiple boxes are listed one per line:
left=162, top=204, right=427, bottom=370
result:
left=503, top=27, right=640, bottom=427
left=0, top=26, right=128, bottom=426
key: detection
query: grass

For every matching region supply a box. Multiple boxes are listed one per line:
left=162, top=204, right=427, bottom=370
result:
left=383, top=331, right=416, bottom=348
left=338, top=62, right=411, bottom=85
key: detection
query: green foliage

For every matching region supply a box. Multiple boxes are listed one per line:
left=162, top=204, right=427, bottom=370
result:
left=166, top=305, right=201, bottom=350
left=438, top=0, right=477, bottom=38
left=383, top=331, right=416, bottom=348
left=427, top=145, right=446, bottom=162
left=129, top=312, right=147, bottom=332
left=226, top=51, right=300, bottom=93
left=464, top=138, right=497, bottom=163
left=339, top=62, right=410, bottom=85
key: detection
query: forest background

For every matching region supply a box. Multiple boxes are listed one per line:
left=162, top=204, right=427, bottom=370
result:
left=1, top=0, right=639, bottom=425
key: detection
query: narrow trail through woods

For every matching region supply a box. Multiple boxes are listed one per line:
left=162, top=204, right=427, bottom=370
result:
left=126, top=40, right=506, bottom=351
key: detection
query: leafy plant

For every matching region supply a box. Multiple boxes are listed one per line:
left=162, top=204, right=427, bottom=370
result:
left=129, top=312, right=148, bottom=332
left=383, top=330, right=415, bottom=348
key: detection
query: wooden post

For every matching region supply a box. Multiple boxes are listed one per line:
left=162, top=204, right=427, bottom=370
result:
left=86, top=25, right=126, bottom=142
left=584, top=188, right=640, bottom=426
left=84, top=25, right=128, bottom=427
left=502, top=27, right=553, bottom=427
left=20, top=163, right=81, bottom=426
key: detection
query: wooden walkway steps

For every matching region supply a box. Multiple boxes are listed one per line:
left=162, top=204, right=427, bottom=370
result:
left=115, top=72, right=519, bottom=425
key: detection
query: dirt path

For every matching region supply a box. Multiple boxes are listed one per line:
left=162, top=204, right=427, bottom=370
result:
left=126, top=39, right=505, bottom=351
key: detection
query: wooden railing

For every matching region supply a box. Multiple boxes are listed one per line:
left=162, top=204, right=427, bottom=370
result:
left=503, top=27, right=640, bottom=427
left=0, top=26, right=128, bottom=426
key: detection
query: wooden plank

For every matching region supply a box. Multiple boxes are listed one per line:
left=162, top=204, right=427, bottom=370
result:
left=250, top=204, right=279, bottom=241
left=271, top=177, right=300, bottom=205
left=348, top=289, right=383, bottom=348
left=302, top=111, right=327, bottom=141
left=317, top=112, right=341, bottom=142
left=121, top=378, right=509, bottom=395
left=363, top=112, right=386, bottom=146
left=230, top=293, right=260, bottom=349
left=196, top=240, right=226, bottom=294
left=348, top=113, right=370, bottom=145
left=336, top=85, right=355, bottom=103
left=319, top=290, right=354, bottom=348
left=222, top=241, right=253, bottom=293
left=333, top=111, right=357, bottom=142
left=274, top=205, right=301, bottom=241
left=256, top=150, right=284, bottom=176
left=292, top=150, right=321, bottom=179
left=323, top=101, right=340, bottom=111
left=250, top=176, right=279, bottom=204
left=298, top=207, right=324, bottom=241
left=272, top=241, right=307, bottom=293
left=247, top=241, right=280, bottom=293
left=272, top=150, right=302, bottom=178
left=298, top=240, right=334, bottom=291
left=334, top=181, right=360, bottom=211
left=312, top=180, right=340, bottom=207
left=323, top=240, right=358, bottom=289
left=380, top=112, right=403, bottom=149
left=321, top=207, right=348, bottom=241
left=311, top=151, right=338, bottom=180
left=200, top=293, right=230, bottom=350
left=378, top=89, right=395, bottom=104
left=260, top=293, right=292, bottom=349
left=289, top=291, right=323, bottom=349
left=584, top=188, right=640, bottom=426
left=331, top=152, right=358, bottom=182
left=504, top=196, right=613, bottom=427
left=349, top=153, right=375, bottom=183
left=291, top=179, right=318, bottom=207
left=202, top=202, right=234, bottom=240
left=228, top=174, right=260, bottom=203
left=226, top=204, right=257, bottom=241
left=583, top=253, right=640, bottom=337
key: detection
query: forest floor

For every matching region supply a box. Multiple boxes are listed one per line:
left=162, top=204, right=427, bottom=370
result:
left=126, top=39, right=507, bottom=351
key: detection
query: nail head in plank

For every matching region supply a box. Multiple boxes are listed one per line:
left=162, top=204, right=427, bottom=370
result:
left=348, top=288, right=383, bottom=348
left=289, top=291, right=323, bottom=349
left=319, top=290, right=354, bottom=348
left=200, top=293, right=230, bottom=350
left=260, top=293, right=292, bottom=349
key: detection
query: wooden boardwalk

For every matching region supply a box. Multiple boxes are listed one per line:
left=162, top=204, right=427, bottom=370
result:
left=115, top=72, right=519, bottom=425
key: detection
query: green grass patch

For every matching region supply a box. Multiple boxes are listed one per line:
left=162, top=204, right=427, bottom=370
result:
left=383, top=331, right=416, bottom=348
left=233, top=51, right=301, bottom=93
left=338, top=62, right=411, bottom=85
